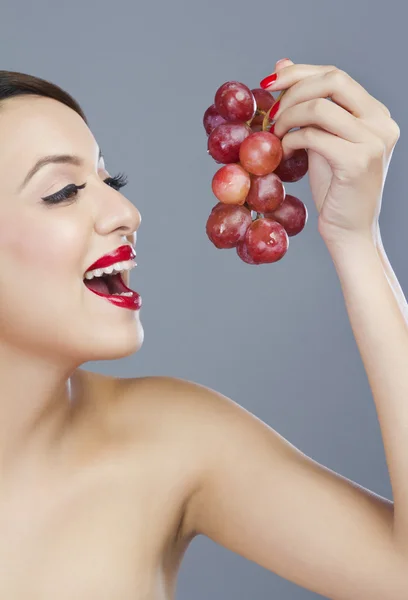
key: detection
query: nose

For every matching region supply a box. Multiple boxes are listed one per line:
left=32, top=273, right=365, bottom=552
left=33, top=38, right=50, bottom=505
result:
left=95, top=184, right=141, bottom=244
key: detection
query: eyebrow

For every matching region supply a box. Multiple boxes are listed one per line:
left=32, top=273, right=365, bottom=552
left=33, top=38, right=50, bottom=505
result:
left=19, top=148, right=103, bottom=192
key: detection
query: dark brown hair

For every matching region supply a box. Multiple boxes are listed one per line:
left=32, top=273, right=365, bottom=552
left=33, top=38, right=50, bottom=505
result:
left=0, top=70, right=87, bottom=124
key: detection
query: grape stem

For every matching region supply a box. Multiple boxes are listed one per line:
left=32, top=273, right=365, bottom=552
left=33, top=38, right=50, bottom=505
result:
left=247, top=109, right=266, bottom=127
left=262, top=89, right=287, bottom=132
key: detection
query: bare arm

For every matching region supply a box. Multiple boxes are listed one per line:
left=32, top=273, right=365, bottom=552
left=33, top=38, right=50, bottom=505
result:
left=165, top=233, right=408, bottom=599
left=376, top=225, right=408, bottom=321
left=329, top=232, right=408, bottom=554
left=153, top=58, right=408, bottom=598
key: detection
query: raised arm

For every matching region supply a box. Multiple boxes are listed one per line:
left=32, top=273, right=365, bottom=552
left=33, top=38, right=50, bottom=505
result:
left=170, top=232, right=408, bottom=599
left=172, top=60, right=408, bottom=599
left=331, top=230, right=408, bottom=555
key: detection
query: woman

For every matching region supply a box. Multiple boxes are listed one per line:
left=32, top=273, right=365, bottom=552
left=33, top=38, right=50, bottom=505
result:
left=0, top=57, right=406, bottom=599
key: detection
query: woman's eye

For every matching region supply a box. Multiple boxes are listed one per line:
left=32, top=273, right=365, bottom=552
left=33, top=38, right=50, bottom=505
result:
left=41, top=171, right=129, bottom=205
left=41, top=183, right=85, bottom=205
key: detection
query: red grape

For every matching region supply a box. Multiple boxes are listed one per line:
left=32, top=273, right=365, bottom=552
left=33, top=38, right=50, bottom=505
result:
left=215, top=81, right=256, bottom=123
left=244, top=218, right=289, bottom=263
left=203, top=104, right=227, bottom=136
left=245, top=172, right=285, bottom=213
left=273, top=149, right=309, bottom=182
left=251, top=88, right=275, bottom=127
left=239, top=131, right=283, bottom=176
left=264, top=194, right=308, bottom=237
left=212, top=164, right=251, bottom=205
left=236, top=239, right=262, bottom=264
left=206, top=203, right=252, bottom=249
left=208, top=122, right=252, bottom=164
left=203, top=79, right=308, bottom=264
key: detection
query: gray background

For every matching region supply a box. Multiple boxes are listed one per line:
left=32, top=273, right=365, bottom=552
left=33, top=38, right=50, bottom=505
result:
left=1, top=1, right=407, bottom=598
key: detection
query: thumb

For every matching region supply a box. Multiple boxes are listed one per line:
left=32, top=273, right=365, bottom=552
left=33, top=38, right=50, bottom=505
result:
left=275, top=58, right=294, bottom=71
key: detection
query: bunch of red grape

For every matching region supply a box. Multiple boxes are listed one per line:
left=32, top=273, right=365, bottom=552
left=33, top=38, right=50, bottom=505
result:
left=203, top=81, right=309, bottom=264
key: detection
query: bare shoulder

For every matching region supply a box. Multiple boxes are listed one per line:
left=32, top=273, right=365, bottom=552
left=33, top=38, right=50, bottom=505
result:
left=109, top=374, right=229, bottom=537
left=118, top=377, right=407, bottom=600
left=116, top=374, right=246, bottom=443
left=116, top=375, right=271, bottom=527
left=113, top=375, right=248, bottom=532
left=113, top=374, right=228, bottom=424
left=100, top=373, right=408, bottom=600
left=78, top=372, right=218, bottom=546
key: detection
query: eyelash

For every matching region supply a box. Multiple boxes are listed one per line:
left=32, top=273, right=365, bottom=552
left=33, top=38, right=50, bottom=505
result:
left=41, top=172, right=129, bottom=205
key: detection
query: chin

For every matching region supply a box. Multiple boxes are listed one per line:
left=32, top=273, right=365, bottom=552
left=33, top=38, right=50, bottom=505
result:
left=78, top=316, right=144, bottom=362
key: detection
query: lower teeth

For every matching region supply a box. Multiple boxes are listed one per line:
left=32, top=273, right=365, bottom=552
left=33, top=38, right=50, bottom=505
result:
left=111, top=292, right=133, bottom=297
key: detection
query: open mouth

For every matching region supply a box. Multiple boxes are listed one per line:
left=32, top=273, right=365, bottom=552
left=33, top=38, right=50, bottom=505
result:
left=83, top=272, right=130, bottom=296
left=82, top=254, right=141, bottom=310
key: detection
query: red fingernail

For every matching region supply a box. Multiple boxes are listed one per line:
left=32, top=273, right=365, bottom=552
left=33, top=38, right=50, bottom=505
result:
left=269, top=123, right=275, bottom=134
left=269, top=100, right=280, bottom=119
left=260, top=73, right=277, bottom=89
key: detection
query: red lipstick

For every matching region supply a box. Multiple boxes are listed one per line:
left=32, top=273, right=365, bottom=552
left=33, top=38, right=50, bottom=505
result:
left=85, top=244, right=136, bottom=273
left=84, top=244, right=141, bottom=311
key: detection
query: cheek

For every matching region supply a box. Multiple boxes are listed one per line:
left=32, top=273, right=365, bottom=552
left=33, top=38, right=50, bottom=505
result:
left=0, top=213, right=85, bottom=276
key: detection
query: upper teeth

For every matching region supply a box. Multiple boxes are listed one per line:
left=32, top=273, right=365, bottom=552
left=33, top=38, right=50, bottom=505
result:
left=84, top=259, right=137, bottom=280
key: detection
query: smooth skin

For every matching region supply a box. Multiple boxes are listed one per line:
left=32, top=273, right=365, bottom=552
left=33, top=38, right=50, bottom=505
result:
left=0, top=59, right=407, bottom=599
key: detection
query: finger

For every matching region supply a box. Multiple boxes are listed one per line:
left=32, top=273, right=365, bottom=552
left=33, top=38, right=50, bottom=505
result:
left=281, top=125, right=356, bottom=170
left=263, top=65, right=390, bottom=120
left=376, top=101, right=391, bottom=118
left=275, top=58, right=294, bottom=70
left=273, top=98, right=373, bottom=143
left=261, top=64, right=336, bottom=91
left=271, top=70, right=386, bottom=120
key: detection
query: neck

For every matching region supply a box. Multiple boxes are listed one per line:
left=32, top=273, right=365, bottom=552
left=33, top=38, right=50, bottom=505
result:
left=0, top=345, right=83, bottom=470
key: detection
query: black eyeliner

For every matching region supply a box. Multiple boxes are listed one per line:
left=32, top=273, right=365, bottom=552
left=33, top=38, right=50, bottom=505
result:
left=41, top=172, right=129, bottom=205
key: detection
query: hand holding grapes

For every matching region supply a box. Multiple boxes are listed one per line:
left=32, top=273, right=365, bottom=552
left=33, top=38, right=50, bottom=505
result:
left=264, top=59, right=400, bottom=245
left=203, top=60, right=400, bottom=263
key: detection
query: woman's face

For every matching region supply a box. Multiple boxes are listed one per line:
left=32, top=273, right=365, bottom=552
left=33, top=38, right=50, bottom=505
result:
left=0, top=95, right=143, bottom=364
